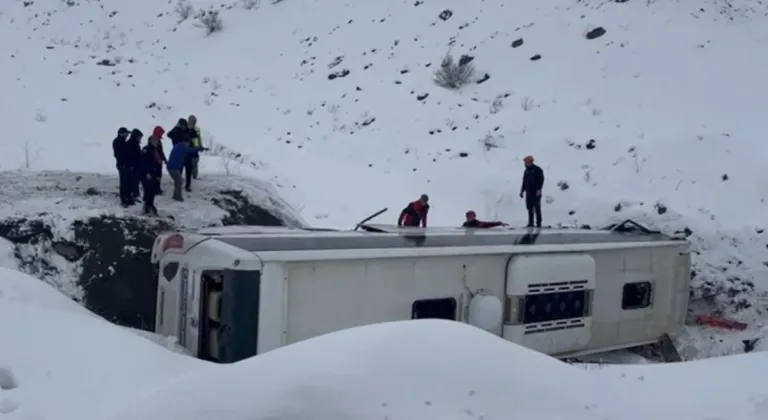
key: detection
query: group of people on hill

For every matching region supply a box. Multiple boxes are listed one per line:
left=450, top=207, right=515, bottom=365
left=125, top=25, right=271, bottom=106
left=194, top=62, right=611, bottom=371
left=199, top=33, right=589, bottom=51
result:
left=112, top=115, right=208, bottom=216
left=397, top=155, right=545, bottom=228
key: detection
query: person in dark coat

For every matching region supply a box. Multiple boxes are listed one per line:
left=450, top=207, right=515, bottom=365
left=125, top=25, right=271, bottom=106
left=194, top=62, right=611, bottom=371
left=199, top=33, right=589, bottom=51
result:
left=398, top=194, right=430, bottom=227
left=149, top=126, right=168, bottom=195
left=126, top=128, right=143, bottom=200
left=137, top=127, right=166, bottom=216
left=462, top=210, right=508, bottom=228
left=519, top=155, right=545, bottom=227
left=167, top=118, right=191, bottom=146
left=187, top=115, right=202, bottom=180
left=112, top=127, right=132, bottom=207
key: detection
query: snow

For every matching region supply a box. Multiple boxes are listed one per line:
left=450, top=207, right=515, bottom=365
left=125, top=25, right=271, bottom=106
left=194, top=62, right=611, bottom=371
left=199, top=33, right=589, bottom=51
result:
left=99, top=319, right=768, bottom=420
left=0, top=268, right=205, bottom=420
left=1, top=0, right=768, bottom=416
left=2, top=265, right=768, bottom=420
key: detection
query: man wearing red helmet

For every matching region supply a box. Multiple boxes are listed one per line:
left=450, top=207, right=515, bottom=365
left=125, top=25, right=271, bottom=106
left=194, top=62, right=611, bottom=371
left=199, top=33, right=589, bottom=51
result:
left=519, top=155, right=545, bottom=228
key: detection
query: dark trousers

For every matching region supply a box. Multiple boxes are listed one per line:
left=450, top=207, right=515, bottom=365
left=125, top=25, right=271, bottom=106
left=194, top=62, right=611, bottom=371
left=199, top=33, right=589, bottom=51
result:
left=117, top=165, right=132, bottom=205
left=141, top=176, right=159, bottom=213
left=183, top=156, right=195, bottom=189
left=130, top=168, right=141, bottom=197
left=525, top=194, right=542, bottom=227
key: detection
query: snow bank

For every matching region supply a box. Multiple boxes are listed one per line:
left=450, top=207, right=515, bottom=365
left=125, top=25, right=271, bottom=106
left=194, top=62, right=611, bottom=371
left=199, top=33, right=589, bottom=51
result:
left=0, top=268, right=205, bottom=420
left=0, top=170, right=303, bottom=330
left=101, top=320, right=768, bottom=420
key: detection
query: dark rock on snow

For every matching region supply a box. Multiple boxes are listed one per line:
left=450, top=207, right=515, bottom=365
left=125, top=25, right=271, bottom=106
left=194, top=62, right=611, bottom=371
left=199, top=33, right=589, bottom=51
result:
left=585, top=27, right=607, bottom=40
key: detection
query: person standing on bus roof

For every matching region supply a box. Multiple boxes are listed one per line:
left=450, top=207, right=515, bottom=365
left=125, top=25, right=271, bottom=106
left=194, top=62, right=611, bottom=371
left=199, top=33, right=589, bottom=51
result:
left=519, top=155, right=544, bottom=228
left=398, top=194, right=430, bottom=227
left=462, top=210, right=508, bottom=228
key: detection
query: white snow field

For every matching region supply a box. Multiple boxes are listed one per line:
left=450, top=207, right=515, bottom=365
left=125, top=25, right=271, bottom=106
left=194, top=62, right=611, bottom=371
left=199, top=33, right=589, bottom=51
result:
left=0, top=267, right=204, bottom=420
left=2, top=0, right=768, bottom=416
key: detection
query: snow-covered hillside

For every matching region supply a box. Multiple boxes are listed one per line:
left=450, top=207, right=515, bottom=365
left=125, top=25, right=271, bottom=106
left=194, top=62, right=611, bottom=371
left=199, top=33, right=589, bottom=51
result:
left=1, top=0, right=768, bottom=354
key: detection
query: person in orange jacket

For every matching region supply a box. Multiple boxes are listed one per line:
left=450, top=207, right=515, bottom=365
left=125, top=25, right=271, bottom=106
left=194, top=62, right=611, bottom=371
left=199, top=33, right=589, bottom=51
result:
left=462, top=210, right=508, bottom=228
left=398, top=194, right=430, bottom=227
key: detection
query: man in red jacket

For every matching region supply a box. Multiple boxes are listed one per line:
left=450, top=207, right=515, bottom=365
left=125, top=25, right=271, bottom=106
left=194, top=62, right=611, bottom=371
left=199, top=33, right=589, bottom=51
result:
left=462, top=210, right=508, bottom=228
left=398, top=194, right=430, bottom=227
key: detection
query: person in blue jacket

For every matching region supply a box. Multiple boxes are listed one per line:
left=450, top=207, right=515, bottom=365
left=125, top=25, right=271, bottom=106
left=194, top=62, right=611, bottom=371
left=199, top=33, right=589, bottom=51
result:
left=166, top=138, right=204, bottom=201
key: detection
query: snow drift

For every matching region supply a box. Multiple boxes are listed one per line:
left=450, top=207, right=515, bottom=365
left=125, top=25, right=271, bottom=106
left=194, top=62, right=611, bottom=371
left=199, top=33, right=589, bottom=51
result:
left=0, top=268, right=206, bottom=420
left=101, top=319, right=768, bottom=420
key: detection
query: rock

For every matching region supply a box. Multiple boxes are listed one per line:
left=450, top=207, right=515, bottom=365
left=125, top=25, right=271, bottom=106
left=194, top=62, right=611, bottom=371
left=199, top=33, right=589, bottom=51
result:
left=476, top=73, right=491, bottom=84
left=585, top=27, right=607, bottom=40
left=0, top=171, right=302, bottom=331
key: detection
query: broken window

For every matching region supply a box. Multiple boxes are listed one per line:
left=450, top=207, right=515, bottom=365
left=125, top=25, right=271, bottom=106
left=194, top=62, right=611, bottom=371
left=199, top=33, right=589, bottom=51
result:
left=622, top=282, right=653, bottom=310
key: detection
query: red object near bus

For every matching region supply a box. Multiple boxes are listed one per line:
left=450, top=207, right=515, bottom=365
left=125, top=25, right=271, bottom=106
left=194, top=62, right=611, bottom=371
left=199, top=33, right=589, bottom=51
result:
left=694, top=314, right=748, bottom=331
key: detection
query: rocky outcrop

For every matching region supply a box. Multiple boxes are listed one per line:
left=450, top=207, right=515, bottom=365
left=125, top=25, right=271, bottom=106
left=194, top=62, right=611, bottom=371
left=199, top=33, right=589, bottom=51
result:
left=0, top=171, right=303, bottom=330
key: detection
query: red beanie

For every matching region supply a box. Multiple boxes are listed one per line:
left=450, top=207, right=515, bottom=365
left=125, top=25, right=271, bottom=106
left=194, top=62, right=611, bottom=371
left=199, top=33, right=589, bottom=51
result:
left=152, top=126, right=165, bottom=137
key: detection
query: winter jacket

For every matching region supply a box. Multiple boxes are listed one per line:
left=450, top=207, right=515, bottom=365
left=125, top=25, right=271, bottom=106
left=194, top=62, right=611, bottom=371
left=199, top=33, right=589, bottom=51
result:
left=167, top=126, right=191, bottom=146
left=398, top=200, right=429, bottom=227
left=112, top=136, right=128, bottom=167
left=138, top=142, right=164, bottom=178
left=156, top=141, right=168, bottom=163
left=462, top=220, right=505, bottom=228
left=125, top=132, right=142, bottom=168
left=520, top=164, right=545, bottom=194
left=167, top=142, right=202, bottom=171
left=188, top=126, right=202, bottom=158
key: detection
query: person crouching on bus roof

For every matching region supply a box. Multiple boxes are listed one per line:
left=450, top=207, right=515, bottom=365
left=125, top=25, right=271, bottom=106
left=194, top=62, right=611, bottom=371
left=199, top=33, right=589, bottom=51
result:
left=462, top=210, right=508, bottom=228
left=398, top=194, right=430, bottom=227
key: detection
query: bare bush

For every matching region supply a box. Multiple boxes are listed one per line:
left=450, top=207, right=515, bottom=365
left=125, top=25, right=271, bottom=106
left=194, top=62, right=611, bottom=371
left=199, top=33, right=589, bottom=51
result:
left=241, top=0, right=259, bottom=9
left=22, top=139, right=40, bottom=169
left=175, top=0, right=194, bottom=21
left=520, top=96, right=534, bottom=111
left=433, top=52, right=475, bottom=89
left=199, top=9, right=223, bottom=35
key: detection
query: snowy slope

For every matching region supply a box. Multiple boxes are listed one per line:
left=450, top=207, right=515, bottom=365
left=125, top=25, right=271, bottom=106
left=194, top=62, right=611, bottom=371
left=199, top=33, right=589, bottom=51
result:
left=0, top=268, right=206, bottom=420
left=1, top=0, right=768, bottom=354
left=100, top=319, right=768, bottom=420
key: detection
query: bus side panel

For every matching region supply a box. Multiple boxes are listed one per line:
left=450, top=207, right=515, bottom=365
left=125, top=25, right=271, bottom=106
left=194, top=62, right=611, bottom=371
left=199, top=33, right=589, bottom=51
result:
left=283, top=255, right=506, bottom=345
